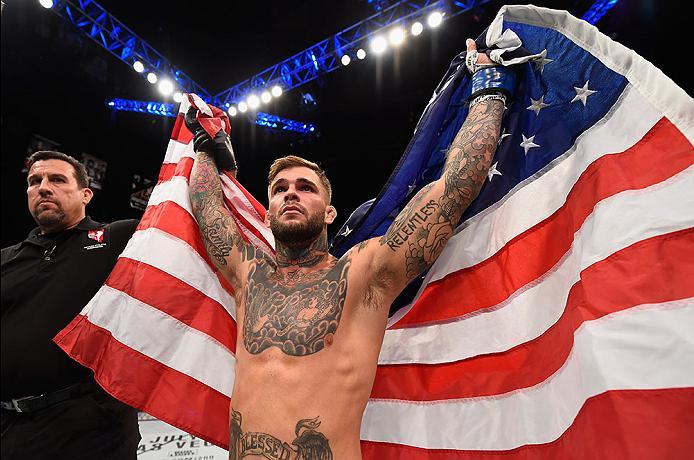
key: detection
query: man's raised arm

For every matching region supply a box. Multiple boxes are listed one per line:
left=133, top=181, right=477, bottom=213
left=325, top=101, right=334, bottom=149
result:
left=186, top=106, right=250, bottom=289
left=361, top=39, right=515, bottom=294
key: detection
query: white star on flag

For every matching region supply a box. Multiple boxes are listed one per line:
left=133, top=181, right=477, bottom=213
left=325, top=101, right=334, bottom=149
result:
left=571, top=80, right=597, bottom=106
left=534, top=49, right=553, bottom=74
left=527, top=95, right=551, bottom=115
left=487, top=162, right=502, bottom=181
left=498, top=129, right=512, bottom=145
left=339, top=225, right=352, bottom=237
left=520, top=134, right=540, bottom=155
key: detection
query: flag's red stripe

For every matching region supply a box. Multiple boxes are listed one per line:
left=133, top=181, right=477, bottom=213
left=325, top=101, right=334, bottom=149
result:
left=221, top=194, right=272, bottom=249
left=54, top=316, right=231, bottom=449
left=158, top=157, right=194, bottom=183
left=106, top=257, right=237, bottom=352
left=395, top=117, right=694, bottom=328
left=171, top=113, right=193, bottom=144
left=138, top=201, right=236, bottom=296
left=372, top=228, right=694, bottom=400
left=361, top=387, right=694, bottom=459
left=222, top=171, right=267, bottom=219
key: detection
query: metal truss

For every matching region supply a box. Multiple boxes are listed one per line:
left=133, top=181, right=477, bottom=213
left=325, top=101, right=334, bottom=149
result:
left=47, top=0, right=212, bottom=100
left=213, top=0, right=494, bottom=107
left=581, top=0, right=619, bottom=24
left=50, top=0, right=615, bottom=118
left=105, top=99, right=317, bottom=135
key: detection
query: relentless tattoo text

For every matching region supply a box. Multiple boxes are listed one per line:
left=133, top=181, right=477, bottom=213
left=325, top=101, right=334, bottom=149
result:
left=379, top=99, right=504, bottom=278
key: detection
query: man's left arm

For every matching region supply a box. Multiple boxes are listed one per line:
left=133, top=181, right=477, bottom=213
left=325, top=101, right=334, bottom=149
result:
left=356, top=39, right=511, bottom=295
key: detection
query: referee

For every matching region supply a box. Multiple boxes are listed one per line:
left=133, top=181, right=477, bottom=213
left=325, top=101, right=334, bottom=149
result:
left=1, top=151, right=140, bottom=459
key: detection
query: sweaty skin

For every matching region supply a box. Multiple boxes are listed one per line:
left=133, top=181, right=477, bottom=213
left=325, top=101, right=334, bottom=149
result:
left=189, top=42, right=503, bottom=460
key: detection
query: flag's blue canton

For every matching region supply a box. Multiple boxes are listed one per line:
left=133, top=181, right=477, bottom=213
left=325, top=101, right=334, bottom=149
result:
left=333, top=21, right=628, bottom=258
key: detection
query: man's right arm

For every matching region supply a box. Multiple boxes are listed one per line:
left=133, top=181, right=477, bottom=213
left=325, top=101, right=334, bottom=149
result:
left=189, top=151, right=248, bottom=289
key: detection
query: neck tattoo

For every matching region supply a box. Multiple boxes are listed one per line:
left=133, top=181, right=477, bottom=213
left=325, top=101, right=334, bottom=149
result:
left=275, top=232, right=329, bottom=268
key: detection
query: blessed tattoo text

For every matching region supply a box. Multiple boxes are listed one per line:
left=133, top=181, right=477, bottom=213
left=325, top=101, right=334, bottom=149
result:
left=229, top=409, right=333, bottom=460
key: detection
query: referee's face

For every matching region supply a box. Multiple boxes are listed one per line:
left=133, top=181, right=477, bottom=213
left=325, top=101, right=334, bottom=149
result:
left=26, top=159, right=93, bottom=233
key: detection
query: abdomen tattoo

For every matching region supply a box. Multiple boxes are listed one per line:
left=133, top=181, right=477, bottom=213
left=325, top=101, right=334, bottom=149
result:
left=229, top=409, right=333, bottom=460
left=242, top=258, right=350, bottom=356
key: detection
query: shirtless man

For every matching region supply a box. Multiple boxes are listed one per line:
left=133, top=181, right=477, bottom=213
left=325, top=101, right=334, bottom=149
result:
left=186, top=40, right=513, bottom=459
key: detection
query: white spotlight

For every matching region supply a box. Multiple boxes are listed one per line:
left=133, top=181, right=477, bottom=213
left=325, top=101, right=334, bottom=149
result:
left=173, top=92, right=183, bottom=103
left=388, top=27, right=405, bottom=46
left=39, top=0, right=54, bottom=8
left=228, top=106, right=238, bottom=117
left=341, top=54, right=351, bottom=66
left=146, top=72, right=158, bottom=84
left=247, top=94, right=260, bottom=110
left=270, top=85, right=283, bottom=97
left=133, top=60, right=145, bottom=73
left=411, top=21, right=424, bottom=36
left=158, top=79, right=174, bottom=96
left=260, top=91, right=272, bottom=103
left=238, top=101, right=248, bottom=113
left=370, top=36, right=387, bottom=54
left=427, top=11, right=443, bottom=28
left=356, top=48, right=366, bottom=60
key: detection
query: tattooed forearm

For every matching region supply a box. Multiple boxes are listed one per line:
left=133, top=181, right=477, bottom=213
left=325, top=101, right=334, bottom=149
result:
left=189, top=152, right=245, bottom=267
left=379, top=99, right=504, bottom=278
left=229, top=409, right=333, bottom=460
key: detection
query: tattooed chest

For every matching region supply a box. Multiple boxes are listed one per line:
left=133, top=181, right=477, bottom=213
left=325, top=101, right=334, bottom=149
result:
left=241, top=258, right=351, bottom=356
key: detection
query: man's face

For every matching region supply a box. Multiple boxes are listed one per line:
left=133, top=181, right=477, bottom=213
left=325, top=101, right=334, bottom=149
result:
left=26, top=159, right=92, bottom=231
left=267, top=166, right=336, bottom=244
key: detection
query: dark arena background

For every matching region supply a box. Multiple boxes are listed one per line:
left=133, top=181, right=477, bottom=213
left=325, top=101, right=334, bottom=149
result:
left=1, top=0, right=689, bottom=246
left=2, top=1, right=693, bottom=458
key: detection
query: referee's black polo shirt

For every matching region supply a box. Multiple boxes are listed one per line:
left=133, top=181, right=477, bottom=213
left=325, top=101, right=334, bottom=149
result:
left=1, top=216, right=138, bottom=400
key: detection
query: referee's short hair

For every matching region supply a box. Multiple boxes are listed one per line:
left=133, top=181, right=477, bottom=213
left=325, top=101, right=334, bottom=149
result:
left=27, top=151, right=90, bottom=189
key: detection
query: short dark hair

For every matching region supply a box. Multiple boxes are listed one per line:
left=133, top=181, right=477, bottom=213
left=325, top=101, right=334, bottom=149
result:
left=268, top=155, right=332, bottom=202
left=27, top=150, right=90, bottom=189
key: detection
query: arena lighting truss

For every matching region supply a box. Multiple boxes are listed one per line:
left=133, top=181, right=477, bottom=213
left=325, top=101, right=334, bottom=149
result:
left=105, top=99, right=318, bottom=135
left=213, top=0, right=496, bottom=108
left=43, top=0, right=212, bottom=101
left=580, top=0, right=620, bottom=24
left=43, top=0, right=619, bottom=112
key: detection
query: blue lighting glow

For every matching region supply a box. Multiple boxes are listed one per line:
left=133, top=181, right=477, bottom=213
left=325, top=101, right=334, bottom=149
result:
left=105, top=99, right=317, bottom=135
left=581, top=0, right=620, bottom=24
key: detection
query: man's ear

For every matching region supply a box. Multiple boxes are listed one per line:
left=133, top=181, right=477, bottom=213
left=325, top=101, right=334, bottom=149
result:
left=82, top=187, right=94, bottom=206
left=264, top=210, right=271, bottom=228
left=325, top=205, right=337, bottom=225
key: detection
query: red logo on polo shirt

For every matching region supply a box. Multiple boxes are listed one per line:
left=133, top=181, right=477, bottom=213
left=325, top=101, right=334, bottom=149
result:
left=87, top=229, right=105, bottom=243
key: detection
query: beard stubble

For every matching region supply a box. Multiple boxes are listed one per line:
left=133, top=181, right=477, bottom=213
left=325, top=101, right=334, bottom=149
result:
left=269, top=209, right=325, bottom=245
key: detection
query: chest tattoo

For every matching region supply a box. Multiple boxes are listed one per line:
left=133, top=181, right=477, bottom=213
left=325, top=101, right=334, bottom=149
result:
left=242, top=257, right=351, bottom=356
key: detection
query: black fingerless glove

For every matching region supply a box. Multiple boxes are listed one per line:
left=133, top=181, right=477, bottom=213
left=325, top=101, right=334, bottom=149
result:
left=184, top=106, right=238, bottom=172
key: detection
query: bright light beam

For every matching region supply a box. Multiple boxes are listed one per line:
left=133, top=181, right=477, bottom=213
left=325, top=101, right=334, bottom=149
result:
left=370, top=36, right=387, bottom=54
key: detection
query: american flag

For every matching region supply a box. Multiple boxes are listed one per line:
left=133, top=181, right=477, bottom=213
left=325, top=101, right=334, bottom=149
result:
left=55, top=5, right=694, bottom=458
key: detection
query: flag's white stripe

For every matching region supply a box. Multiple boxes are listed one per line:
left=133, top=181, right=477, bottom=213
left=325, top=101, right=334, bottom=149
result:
left=495, top=5, right=694, bottom=141
left=85, top=285, right=235, bottom=396
left=148, top=176, right=192, bottom=212
left=365, top=298, right=694, bottom=450
left=147, top=175, right=273, bottom=255
left=388, top=84, right=674, bottom=327
left=163, top=138, right=194, bottom=164
left=380, top=166, right=694, bottom=364
left=219, top=175, right=275, bottom=247
left=435, top=84, right=659, bottom=282
left=122, top=228, right=237, bottom=319
left=219, top=174, right=264, bottom=223
left=233, top=215, right=274, bottom=257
